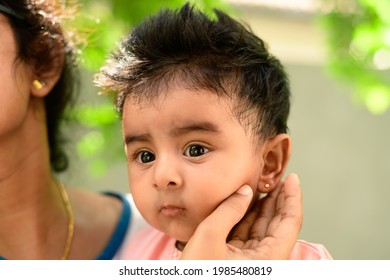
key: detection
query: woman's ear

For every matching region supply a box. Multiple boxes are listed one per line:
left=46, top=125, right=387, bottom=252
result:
left=257, top=133, right=291, bottom=192
left=30, top=50, right=64, bottom=97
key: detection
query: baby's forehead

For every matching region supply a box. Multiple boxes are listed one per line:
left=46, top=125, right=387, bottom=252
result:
left=125, top=85, right=258, bottom=128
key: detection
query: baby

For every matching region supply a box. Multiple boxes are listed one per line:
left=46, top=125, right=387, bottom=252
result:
left=96, top=3, right=332, bottom=260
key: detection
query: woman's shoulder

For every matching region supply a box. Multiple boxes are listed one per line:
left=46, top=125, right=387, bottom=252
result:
left=66, top=188, right=126, bottom=259
left=66, top=189, right=148, bottom=259
left=68, top=188, right=123, bottom=224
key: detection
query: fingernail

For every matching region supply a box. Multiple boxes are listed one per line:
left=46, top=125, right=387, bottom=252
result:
left=292, top=173, right=300, bottom=184
left=236, top=185, right=252, bottom=196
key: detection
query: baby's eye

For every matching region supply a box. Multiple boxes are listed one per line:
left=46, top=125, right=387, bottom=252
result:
left=185, top=144, right=209, bottom=157
left=137, top=151, right=155, bottom=163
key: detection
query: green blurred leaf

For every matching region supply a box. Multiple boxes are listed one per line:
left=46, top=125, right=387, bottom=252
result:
left=361, top=85, right=390, bottom=115
left=77, top=131, right=105, bottom=158
left=319, top=0, right=390, bottom=114
left=70, top=103, right=117, bottom=127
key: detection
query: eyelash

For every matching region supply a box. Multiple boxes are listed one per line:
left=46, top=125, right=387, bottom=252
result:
left=131, top=143, right=210, bottom=164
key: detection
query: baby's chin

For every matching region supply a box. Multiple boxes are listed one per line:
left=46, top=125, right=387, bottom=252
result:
left=158, top=218, right=208, bottom=249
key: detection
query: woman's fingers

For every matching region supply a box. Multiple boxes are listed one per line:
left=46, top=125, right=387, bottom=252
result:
left=182, top=174, right=302, bottom=260
left=228, top=202, right=258, bottom=248
left=261, top=173, right=303, bottom=259
left=181, top=185, right=253, bottom=259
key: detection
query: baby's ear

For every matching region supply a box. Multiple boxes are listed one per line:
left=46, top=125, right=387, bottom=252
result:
left=257, top=134, right=291, bottom=193
left=30, top=48, right=64, bottom=97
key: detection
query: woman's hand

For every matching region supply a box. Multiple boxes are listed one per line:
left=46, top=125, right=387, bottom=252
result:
left=181, top=173, right=302, bottom=259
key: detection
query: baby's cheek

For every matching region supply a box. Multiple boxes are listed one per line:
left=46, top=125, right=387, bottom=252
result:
left=194, top=197, right=224, bottom=222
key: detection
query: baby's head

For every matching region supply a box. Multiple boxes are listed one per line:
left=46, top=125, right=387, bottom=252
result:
left=96, top=3, right=291, bottom=246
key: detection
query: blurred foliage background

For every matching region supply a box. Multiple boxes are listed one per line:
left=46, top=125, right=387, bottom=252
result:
left=319, top=0, right=390, bottom=115
left=67, top=0, right=390, bottom=176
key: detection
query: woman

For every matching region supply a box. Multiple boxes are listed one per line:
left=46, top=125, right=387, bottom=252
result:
left=0, top=0, right=138, bottom=259
left=0, top=0, right=303, bottom=260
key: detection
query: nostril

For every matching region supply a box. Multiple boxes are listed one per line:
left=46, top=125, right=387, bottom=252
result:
left=167, top=181, right=177, bottom=187
left=153, top=181, right=178, bottom=189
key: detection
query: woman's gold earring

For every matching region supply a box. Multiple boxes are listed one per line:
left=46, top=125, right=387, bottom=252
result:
left=264, top=183, right=270, bottom=189
left=32, top=80, right=45, bottom=90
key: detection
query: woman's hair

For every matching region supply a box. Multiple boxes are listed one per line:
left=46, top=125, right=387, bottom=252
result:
left=96, top=3, right=290, bottom=140
left=1, top=0, right=79, bottom=172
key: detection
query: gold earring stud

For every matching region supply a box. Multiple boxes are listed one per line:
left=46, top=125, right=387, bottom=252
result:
left=264, top=183, right=270, bottom=189
left=32, top=80, right=45, bottom=90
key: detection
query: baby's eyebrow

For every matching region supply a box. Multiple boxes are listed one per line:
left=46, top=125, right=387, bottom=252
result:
left=124, top=133, right=150, bottom=145
left=170, top=121, right=220, bottom=137
left=124, top=122, right=220, bottom=145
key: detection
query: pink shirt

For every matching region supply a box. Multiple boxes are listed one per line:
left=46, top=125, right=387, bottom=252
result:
left=124, top=226, right=332, bottom=260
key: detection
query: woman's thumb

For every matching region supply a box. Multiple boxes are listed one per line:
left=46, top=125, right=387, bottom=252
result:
left=181, top=185, right=253, bottom=259
left=200, top=185, right=253, bottom=241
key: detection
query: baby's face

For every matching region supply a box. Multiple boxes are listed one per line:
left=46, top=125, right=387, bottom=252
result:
left=122, top=85, right=264, bottom=246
